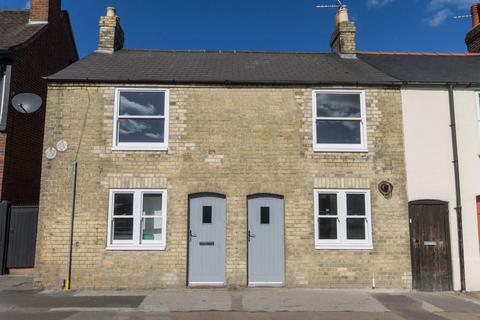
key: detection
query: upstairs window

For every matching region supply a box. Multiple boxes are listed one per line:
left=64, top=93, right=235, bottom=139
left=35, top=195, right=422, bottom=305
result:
left=314, top=189, right=372, bottom=249
left=312, top=90, right=367, bottom=152
left=113, top=88, right=169, bottom=150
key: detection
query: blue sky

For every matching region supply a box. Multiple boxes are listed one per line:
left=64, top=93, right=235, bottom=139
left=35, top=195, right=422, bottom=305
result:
left=0, top=0, right=475, bottom=57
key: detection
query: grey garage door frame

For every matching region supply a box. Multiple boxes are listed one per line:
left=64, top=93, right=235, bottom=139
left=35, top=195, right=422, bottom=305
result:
left=247, top=193, right=285, bottom=287
left=187, top=192, right=227, bottom=287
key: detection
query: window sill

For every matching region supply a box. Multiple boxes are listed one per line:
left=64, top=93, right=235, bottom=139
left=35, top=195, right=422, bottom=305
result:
left=106, top=245, right=166, bottom=251
left=313, top=147, right=368, bottom=153
left=315, top=243, right=373, bottom=250
left=111, top=146, right=168, bottom=152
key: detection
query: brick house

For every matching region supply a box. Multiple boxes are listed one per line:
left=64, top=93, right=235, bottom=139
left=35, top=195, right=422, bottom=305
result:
left=35, top=3, right=480, bottom=290
left=34, top=6, right=414, bottom=289
left=0, top=0, right=77, bottom=205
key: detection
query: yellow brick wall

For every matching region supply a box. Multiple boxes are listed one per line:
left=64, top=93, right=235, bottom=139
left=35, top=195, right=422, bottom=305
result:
left=34, top=84, right=411, bottom=289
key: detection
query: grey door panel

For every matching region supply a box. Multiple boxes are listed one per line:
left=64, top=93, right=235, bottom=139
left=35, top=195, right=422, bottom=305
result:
left=248, top=195, right=285, bottom=285
left=188, top=195, right=226, bottom=285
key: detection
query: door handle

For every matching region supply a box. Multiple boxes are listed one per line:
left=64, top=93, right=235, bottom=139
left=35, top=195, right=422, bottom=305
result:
left=189, top=230, right=197, bottom=242
left=248, top=230, right=256, bottom=242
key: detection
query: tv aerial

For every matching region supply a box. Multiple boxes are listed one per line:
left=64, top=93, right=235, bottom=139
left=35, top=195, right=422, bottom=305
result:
left=316, top=0, right=345, bottom=9
left=453, top=14, right=472, bottom=20
left=11, top=93, right=42, bottom=114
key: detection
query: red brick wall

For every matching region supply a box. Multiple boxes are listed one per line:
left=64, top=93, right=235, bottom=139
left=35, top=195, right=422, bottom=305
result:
left=466, top=25, right=480, bottom=53
left=0, top=11, right=77, bottom=205
left=30, top=0, right=61, bottom=22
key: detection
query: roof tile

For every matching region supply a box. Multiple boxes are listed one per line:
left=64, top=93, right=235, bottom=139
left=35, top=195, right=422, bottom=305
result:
left=0, top=10, right=45, bottom=51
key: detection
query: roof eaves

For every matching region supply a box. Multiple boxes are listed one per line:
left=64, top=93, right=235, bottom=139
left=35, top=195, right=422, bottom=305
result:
left=45, top=77, right=403, bottom=87
left=358, top=51, right=480, bottom=57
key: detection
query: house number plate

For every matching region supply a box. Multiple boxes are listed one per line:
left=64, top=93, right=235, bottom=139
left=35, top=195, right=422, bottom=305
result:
left=424, top=241, right=437, bottom=246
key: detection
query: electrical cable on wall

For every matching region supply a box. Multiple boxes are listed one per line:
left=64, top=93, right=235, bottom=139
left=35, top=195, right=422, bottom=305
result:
left=65, top=89, right=91, bottom=291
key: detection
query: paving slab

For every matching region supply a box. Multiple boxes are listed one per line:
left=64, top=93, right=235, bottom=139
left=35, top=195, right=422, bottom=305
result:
left=374, top=293, right=447, bottom=320
left=242, top=289, right=388, bottom=312
left=137, top=288, right=389, bottom=312
left=5, top=311, right=404, bottom=320
left=411, top=292, right=480, bottom=314
left=0, top=275, right=33, bottom=291
left=439, top=313, right=480, bottom=320
left=0, top=289, right=145, bottom=311
left=139, top=289, right=233, bottom=312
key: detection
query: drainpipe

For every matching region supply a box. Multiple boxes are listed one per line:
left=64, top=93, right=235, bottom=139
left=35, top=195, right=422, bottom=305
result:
left=65, top=160, right=77, bottom=290
left=448, top=84, right=466, bottom=292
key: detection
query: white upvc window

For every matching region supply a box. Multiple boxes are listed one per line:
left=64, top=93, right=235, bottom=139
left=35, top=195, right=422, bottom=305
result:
left=112, top=88, right=169, bottom=150
left=314, top=189, right=373, bottom=250
left=107, top=189, right=167, bottom=250
left=312, top=90, right=367, bottom=152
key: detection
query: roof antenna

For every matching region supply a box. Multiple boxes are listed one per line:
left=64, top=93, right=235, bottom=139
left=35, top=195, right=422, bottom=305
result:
left=453, top=14, right=472, bottom=20
left=316, top=0, right=345, bottom=9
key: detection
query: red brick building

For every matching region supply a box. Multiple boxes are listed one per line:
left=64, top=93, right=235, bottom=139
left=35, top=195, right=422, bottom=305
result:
left=0, top=0, right=77, bottom=205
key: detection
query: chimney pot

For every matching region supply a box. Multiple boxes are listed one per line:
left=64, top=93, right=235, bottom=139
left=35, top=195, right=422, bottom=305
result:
left=338, top=6, right=349, bottom=24
left=106, top=7, right=116, bottom=17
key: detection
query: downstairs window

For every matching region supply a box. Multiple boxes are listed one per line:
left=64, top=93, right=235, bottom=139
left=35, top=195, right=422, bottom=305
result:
left=107, top=189, right=167, bottom=250
left=314, top=189, right=373, bottom=249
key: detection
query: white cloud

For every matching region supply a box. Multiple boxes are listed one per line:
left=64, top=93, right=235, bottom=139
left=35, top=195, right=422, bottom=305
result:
left=429, top=0, right=472, bottom=10
left=425, top=0, right=472, bottom=27
left=426, top=8, right=453, bottom=27
left=119, top=119, right=149, bottom=135
left=366, top=0, right=395, bottom=8
left=120, top=96, right=157, bottom=115
left=365, top=0, right=470, bottom=27
left=145, top=133, right=163, bottom=139
left=24, top=0, right=30, bottom=9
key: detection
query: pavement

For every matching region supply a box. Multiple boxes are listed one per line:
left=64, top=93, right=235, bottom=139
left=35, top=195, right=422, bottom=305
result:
left=1, top=276, right=480, bottom=320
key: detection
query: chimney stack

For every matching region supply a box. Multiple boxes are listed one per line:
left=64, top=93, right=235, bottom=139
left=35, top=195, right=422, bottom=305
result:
left=330, top=5, right=357, bottom=57
left=29, top=0, right=61, bottom=24
left=466, top=3, right=480, bottom=53
left=97, top=7, right=125, bottom=53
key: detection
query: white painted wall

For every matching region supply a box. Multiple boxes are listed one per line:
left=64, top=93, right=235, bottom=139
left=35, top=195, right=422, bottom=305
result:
left=402, top=88, right=480, bottom=292
left=454, top=90, right=480, bottom=291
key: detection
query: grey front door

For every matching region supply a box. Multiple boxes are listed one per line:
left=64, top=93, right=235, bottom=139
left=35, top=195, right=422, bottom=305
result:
left=188, top=193, right=226, bottom=286
left=248, top=194, right=285, bottom=286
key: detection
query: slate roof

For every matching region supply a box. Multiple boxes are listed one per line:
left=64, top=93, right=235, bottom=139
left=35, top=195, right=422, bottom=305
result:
left=0, top=10, right=46, bottom=51
left=358, top=53, right=480, bottom=84
left=47, top=49, right=399, bottom=85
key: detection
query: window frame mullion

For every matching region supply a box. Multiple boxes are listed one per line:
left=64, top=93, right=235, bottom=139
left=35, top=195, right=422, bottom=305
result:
left=133, top=191, right=142, bottom=245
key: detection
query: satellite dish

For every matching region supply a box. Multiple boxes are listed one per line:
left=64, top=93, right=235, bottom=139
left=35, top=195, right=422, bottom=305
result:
left=11, top=93, right=42, bottom=114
